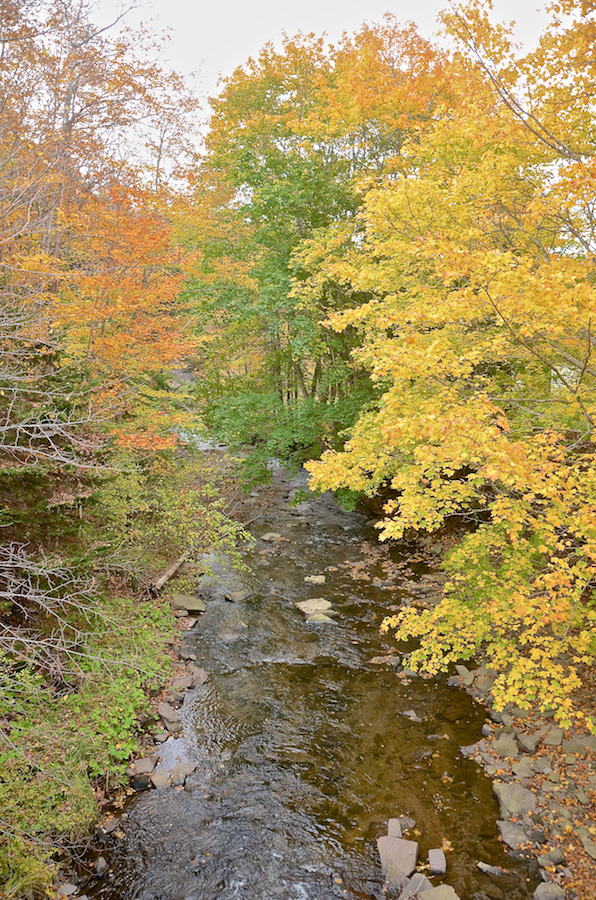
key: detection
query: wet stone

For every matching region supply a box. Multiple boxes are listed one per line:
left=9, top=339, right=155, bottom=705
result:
left=157, top=701, right=182, bottom=732
left=172, top=675, right=193, bottom=690
left=57, top=885, right=78, bottom=897
left=419, top=887, right=461, bottom=900
left=455, top=665, right=474, bottom=686
left=428, top=848, right=446, bottom=875
left=130, top=774, right=150, bottom=791
left=304, top=574, right=326, bottom=585
left=387, top=818, right=402, bottom=838
left=306, top=613, right=336, bottom=623
left=493, top=782, right=537, bottom=817
left=533, top=884, right=565, bottom=900
left=150, top=766, right=169, bottom=789
left=134, top=757, right=155, bottom=775
left=170, top=761, right=196, bottom=787
left=225, top=590, right=250, bottom=602
left=261, top=532, right=282, bottom=542
left=171, top=594, right=206, bottom=614
left=377, top=836, right=418, bottom=880
left=497, top=821, right=528, bottom=849
left=94, top=857, right=108, bottom=876
left=397, top=873, right=433, bottom=900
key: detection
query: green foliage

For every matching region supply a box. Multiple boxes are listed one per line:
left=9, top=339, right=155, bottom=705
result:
left=0, top=593, right=174, bottom=896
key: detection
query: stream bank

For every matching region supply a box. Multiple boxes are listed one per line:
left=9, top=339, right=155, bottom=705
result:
left=59, top=460, right=591, bottom=900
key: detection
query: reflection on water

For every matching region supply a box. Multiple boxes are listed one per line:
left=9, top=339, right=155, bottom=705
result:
left=89, top=470, right=531, bottom=900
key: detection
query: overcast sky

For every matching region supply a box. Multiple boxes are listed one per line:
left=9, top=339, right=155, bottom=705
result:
left=93, top=0, right=548, bottom=99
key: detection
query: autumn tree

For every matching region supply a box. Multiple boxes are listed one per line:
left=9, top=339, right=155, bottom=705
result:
left=184, top=19, right=448, bottom=475
left=305, top=1, right=596, bottom=726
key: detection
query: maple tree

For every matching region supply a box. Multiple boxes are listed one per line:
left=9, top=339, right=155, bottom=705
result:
left=304, top=0, right=596, bottom=725
left=184, top=19, right=448, bottom=475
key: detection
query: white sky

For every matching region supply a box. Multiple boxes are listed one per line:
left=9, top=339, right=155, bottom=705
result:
left=93, top=0, right=548, bottom=99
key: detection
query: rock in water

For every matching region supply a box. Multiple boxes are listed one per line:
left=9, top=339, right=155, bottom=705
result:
left=306, top=613, right=336, bottom=623
left=428, top=848, right=447, bottom=875
left=295, top=598, right=332, bottom=614
left=377, top=836, right=418, bottom=881
left=157, top=701, right=182, bottom=732
left=497, top=820, right=528, bottom=849
left=261, top=532, right=282, bottom=542
left=493, top=782, right=537, bottom=817
left=225, top=590, right=250, bottom=602
left=304, top=574, right=326, bottom=584
left=397, top=873, right=433, bottom=900
left=171, top=594, right=206, bottom=614
left=419, top=887, right=462, bottom=900
left=533, top=884, right=565, bottom=900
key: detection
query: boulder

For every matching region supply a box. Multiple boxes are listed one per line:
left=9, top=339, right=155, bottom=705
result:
left=517, top=732, right=541, bottom=754
left=172, top=675, right=193, bottom=690
left=543, top=727, right=564, bottom=747
left=377, top=836, right=418, bottom=881
left=189, top=666, right=209, bottom=686
left=419, top=887, right=461, bottom=900
left=397, top=873, right=433, bottom=900
left=428, top=848, right=447, bottom=875
left=134, top=757, right=155, bottom=775
left=225, top=590, right=250, bottom=603
left=306, top=613, right=336, bottom=623
left=387, top=818, right=402, bottom=838
left=497, top=820, right=528, bottom=849
left=157, top=701, right=183, bottom=732
left=512, top=757, right=535, bottom=780
left=150, top=767, right=169, bottom=789
left=296, top=598, right=332, bottom=614
left=493, top=782, right=537, bottom=818
left=455, top=665, right=474, bottom=686
left=170, top=761, right=196, bottom=787
left=493, top=733, right=519, bottom=759
left=533, top=884, right=565, bottom=900
left=171, top=594, right=206, bottom=614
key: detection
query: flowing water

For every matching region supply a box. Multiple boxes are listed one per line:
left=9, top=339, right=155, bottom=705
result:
left=88, top=467, right=533, bottom=900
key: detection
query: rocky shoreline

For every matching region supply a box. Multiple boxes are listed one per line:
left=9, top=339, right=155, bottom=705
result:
left=451, top=663, right=596, bottom=900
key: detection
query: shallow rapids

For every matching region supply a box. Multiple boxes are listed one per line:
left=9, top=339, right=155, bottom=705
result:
left=88, top=467, right=532, bottom=900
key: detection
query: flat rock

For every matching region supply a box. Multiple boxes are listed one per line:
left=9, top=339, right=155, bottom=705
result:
left=306, top=613, right=336, bottom=623
left=171, top=594, right=206, bottom=614
left=296, top=598, right=332, bottom=614
left=493, top=782, right=537, bottom=818
left=377, top=836, right=418, bottom=879
left=533, top=884, right=565, bottom=900
left=419, top=887, right=461, bottom=900
left=261, top=532, right=282, bottom=542
left=494, top=733, right=519, bottom=758
left=57, top=886, right=79, bottom=897
left=402, top=709, right=422, bottom=723
left=154, top=730, right=168, bottom=743
left=517, top=732, right=541, bottom=754
left=150, top=767, right=169, bottom=789
left=455, top=665, right=474, bottom=686
left=172, top=675, right=193, bottom=690
left=512, top=757, right=535, bottom=779
left=157, top=701, right=182, bottom=732
left=398, top=873, right=433, bottom=900
left=170, top=761, right=197, bottom=787
left=387, top=818, right=402, bottom=838
left=189, top=666, right=209, bottom=686
left=134, top=757, right=155, bottom=775
left=561, top=739, right=585, bottom=755
left=428, top=848, right=447, bottom=875
left=497, top=820, right=528, bottom=849
left=578, top=734, right=596, bottom=752
left=543, top=727, right=564, bottom=747
left=225, top=590, right=250, bottom=602
left=304, top=574, right=326, bottom=584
